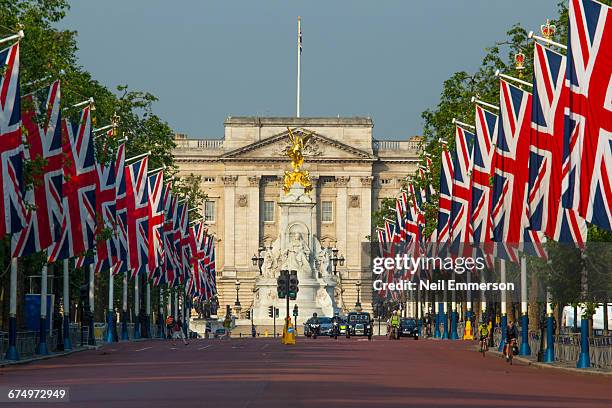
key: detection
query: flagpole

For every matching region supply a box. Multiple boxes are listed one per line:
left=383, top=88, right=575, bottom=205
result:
left=37, top=263, right=50, bottom=354
left=471, top=96, right=500, bottom=111
left=88, top=264, right=96, bottom=345
left=134, top=274, right=141, bottom=339
left=63, top=259, right=72, bottom=350
left=0, top=30, right=24, bottom=46
left=106, top=266, right=115, bottom=343
left=498, top=259, right=508, bottom=352
left=519, top=256, right=530, bottom=355
left=146, top=280, right=151, bottom=338
left=121, top=273, right=129, bottom=340
left=5, top=258, right=19, bottom=360
left=495, top=70, right=533, bottom=88
left=528, top=30, right=567, bottom=50
left=296, top=16, right=301, bottom=118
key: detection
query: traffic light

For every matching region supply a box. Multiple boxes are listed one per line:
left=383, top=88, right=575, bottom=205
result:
left=245, top=310, right=251, bottom=320
left=277, top=270, right=288, bottom=299
left=275, top=308, right=279, bottom=318
left=288, top=271, right=299, bottom=300
left=268, top=305, right=274, bottom=318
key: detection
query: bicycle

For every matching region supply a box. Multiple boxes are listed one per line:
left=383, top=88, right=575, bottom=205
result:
left=479, top=335, right=489, bottom=357
left=504, top=338, right=517, bottom=365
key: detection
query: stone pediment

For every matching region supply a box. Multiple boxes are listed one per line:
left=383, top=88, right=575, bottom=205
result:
left=220, top=128, right=374, bottom=162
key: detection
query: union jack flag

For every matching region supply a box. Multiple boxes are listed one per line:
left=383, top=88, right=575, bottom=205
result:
left=436, top=142, right=454, bottom=252
left=125, top=157, right=149, bottom=277
left=203, top=234, right=217, bottom=298
left=449, top=125, right=475, bottom=254
left=490, top=80, right=532, bottom=249
left=147, top=171, right=164, bottom=278
left=173, top=203, right=188, bottom=284
left=562, top=0, right=612, bottom=231
left=93, top=149, right=117, bottom=273
left=180, top=205, right=191, bottom=281
left=114, top=143, right=128, bottom=275
left=162, top=183, right=178, bottom=285
left=188, top=221, right=207, bottom=297
left=529, top=42, right=587, bottom=245
left=12, top=81, right=63, bottom=257
left=471, top=106, right=497, bottom=266
left=0, top=42, right=26, bottom=237
left=48, top=106, right=97, bottom=262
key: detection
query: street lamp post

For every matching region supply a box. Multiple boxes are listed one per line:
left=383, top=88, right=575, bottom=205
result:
left=234, top=279, right=241, bottom=318
left=330, top=246, right=345, bottom=275
left=355, top=281, right=362, bottom=311
left=251, top=246, right=266, bottom=275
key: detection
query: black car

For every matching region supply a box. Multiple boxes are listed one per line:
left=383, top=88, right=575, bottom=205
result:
left=346, top=312, right=373, bottom=339
left=400, top=318, right=419, bottom=340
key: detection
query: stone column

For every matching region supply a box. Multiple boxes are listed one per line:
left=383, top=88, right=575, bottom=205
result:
left=222, top=175, right=238, bottom=276
left=247, top=175, right=261, bottom=267
left=334, top=176, right=350, bottom=269
left=359, top=176, right=373, bottom=309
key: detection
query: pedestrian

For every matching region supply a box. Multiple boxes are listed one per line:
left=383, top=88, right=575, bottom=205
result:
left=172, top=316, right=189, bottom=346
left=165, top=314, right=174, bottom=339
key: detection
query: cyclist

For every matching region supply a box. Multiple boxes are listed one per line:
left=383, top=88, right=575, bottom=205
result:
left=390, top=310, right=401, bottom=340
left=504, top=320, right=518, bottom=362
left=478, top=321, right=489, bottom=353
left=331, top=311, right=341, bottom=338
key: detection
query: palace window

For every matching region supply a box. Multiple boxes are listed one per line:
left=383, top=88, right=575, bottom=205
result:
left=321, top=201, right=333, bottom=223
left=204, top=200, right=216, bottom=223
left=203, top=177, right=215, bottom=183
left=380, top=178, right=392, bottom=185
left=263, top=201, right=275, bottom=222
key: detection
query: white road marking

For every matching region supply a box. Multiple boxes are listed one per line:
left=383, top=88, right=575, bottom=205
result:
left=261, top=343, right=270, bottom=350
left=198, top=345, right=212, bottom=350
left=135, top=346, right=153, bottom=352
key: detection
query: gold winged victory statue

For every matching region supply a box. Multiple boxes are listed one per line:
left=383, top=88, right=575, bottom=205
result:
left=283, top=127, right=313, bottom=194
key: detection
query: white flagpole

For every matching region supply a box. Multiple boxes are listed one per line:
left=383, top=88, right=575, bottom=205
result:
left=106, top=266, right=114, bottom=343
left=63, top=259, right=72, bottom=350
left=5, top=258, right=19, bottom=360
left=38, top=262, right=49, bottom=354
left=134, top=274, right=140, bottom=338
left=296, top=16, right=301, bottom=118
left=0, top=30, right=24, bottom=46
left=146, top=280, right=151, bottom=337
left=122, top=273, right=128, bottom=340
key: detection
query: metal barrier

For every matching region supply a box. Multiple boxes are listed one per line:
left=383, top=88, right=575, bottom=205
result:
left=93, top=323, right=107, bottom=342
left=589, top=336, right=612, bottom=369
left=127, top=323, right=135, bottom=340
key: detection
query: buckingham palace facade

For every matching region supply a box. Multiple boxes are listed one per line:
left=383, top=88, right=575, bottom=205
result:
left=172, top=117, right=421, bottom=315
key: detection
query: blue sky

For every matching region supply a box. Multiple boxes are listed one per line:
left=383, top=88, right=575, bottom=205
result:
left=59, top=0, right=558, bottom=140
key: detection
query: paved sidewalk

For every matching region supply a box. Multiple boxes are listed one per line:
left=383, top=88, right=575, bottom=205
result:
left=0, top=345, right=99, bottom=368
left=487, top=348, right=612, bottom=376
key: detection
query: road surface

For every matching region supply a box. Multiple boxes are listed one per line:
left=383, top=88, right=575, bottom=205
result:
left=1, top=337, right=611, bottom=407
